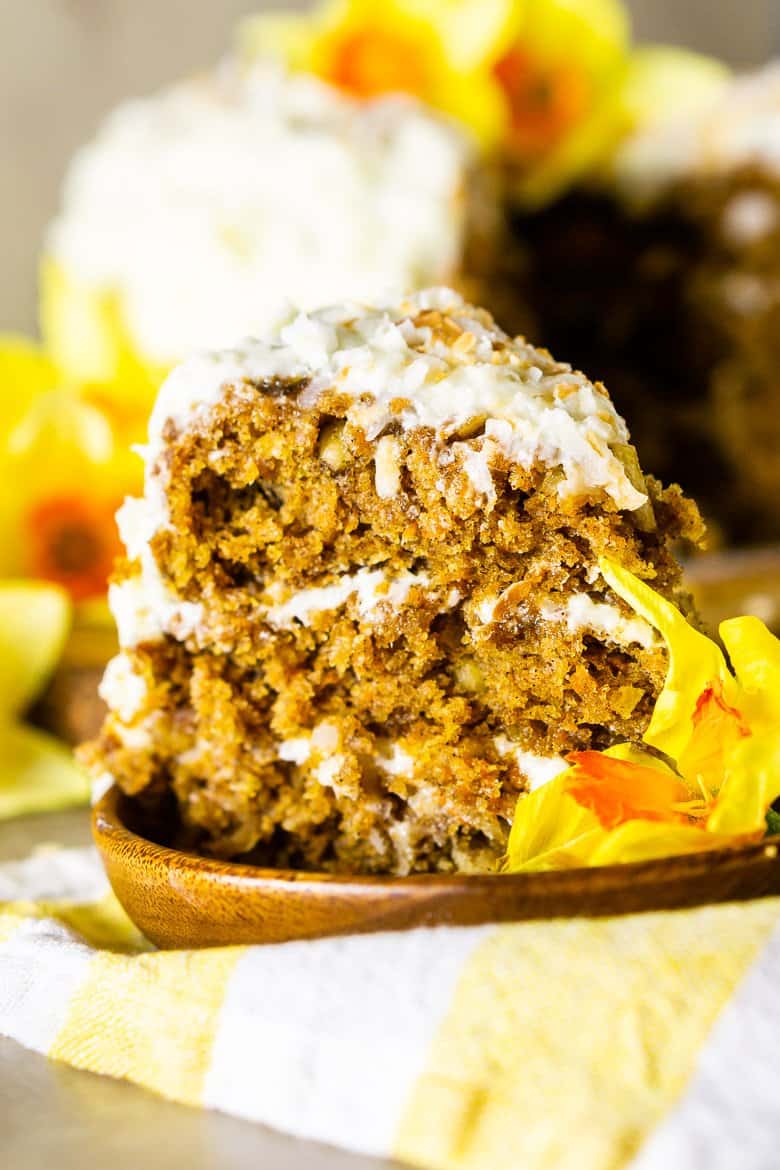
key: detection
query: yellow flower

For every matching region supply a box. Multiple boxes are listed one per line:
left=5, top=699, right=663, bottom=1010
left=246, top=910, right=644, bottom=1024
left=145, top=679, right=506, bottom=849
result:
left=39, top=257, right=167, bottom=412
left=505, top=558, right=780, bottom=871
left=0, top=336, right=141, bottom=604
left=488, top=0, right=630, bottom=203
left=609, top=46, right=732, bottom=194
left=619, top=45, right=731, bottom=139
left=240, top=0, right=630, bottom=203
left=0, top=581, right=89, bottom=818
left=240, top=0, right=512, bottom=149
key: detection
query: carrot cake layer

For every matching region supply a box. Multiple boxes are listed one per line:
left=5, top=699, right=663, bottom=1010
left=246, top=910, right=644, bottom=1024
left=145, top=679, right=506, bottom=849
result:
left=84, top=288, right=702, bottom=874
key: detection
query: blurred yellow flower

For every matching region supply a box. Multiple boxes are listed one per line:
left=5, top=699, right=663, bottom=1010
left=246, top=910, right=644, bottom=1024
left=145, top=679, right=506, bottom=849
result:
left=620, top=45, right=731, bottom=137
left=488, top=0, right=631, bottom=202
left=241, top=0, right=629, bottom=202
left=240, top=0, right=512, bottom=149
left=240, top=1, right=733, bottom=206
left=505, top=559, right=780, bottom=871
left=0, top=582, right=89, bottom=818
left=0, top=336, right=141, bottom=606
left=40, top=258, right=166, bottom=412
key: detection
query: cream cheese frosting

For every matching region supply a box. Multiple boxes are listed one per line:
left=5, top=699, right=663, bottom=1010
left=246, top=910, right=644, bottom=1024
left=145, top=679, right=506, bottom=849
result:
left=262, top=567, right=443, bottom=629
left=110, top=288, right=647, bottom=657
left=614, top=63, right=780, bottom=201
left=148, top=287, right=646, bottom=511
left=47, top=63, right=472, bottom=366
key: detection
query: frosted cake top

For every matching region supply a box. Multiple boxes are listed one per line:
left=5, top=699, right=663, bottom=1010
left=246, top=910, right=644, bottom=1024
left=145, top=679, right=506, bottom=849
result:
left=614, top=63, right=780, bottom=199
left=47, top=63, right=472, bottom=365
left=149, top=287, right=647, bottom=512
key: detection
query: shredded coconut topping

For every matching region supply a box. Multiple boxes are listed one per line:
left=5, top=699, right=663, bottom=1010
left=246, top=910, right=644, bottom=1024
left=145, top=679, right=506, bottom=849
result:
left=47, top=63, right=471, bottom=366
left=540, top=593, right=657, bottom=650
left=150, top=287, right=646, bottom=512
left=493, top=737, right=568, bottom=791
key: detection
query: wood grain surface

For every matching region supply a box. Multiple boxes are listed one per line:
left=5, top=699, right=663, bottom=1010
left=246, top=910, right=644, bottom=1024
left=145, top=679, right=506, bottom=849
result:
left=93, top=786, right=780, bottom=949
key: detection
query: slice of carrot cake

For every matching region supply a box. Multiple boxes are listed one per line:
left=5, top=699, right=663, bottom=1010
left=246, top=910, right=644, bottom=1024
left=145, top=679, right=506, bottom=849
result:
left=84, top=288, right=703, bottom=875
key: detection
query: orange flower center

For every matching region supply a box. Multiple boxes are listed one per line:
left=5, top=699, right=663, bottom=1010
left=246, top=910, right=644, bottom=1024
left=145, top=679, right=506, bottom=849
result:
left=493, top=46, right=590, bottom=157
left=25, top=494, right=121, bottom=602
left=677, top=683, right=751, bottom=790
left=565, top=751, right=697, bottom=830
left=323, top=26, right=433, bottom=99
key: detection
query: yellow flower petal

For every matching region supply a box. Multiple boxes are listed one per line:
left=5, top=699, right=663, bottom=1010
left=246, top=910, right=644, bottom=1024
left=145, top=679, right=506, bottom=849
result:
left=707, top=733, right=780, bottom=837
left=719, top=615, right=780, bottom=727
left=0, top=582, right=70, bottom=718
left=39, top=258, right=165, bottom=409
left=0, top=722, right=89, bottom=819
left=9, top=388, right=114, bottom=466
left=504, top=773, right=606, bottom=872
left=414, top=0, right=517, bottom=71
left=520, top=0, right=630, bottom=69
left=435, top=69, right=508, bottom=150
left=587, top=820, right=745, bottom=867
left=599, top=557, right=732, bottom=760
left=236, top=12, right=318, bottom=70
left=0, top=337, right=59, bottom=443
left=620, top=45, right=731, bottom=131
left=508, top=567, right=780, bottom=871
left=0, top=383, right=138, bottom=594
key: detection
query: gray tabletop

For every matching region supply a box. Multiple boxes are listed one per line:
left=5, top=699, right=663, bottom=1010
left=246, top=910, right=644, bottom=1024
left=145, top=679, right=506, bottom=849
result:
left=0, top=810, right=399, bottom=1170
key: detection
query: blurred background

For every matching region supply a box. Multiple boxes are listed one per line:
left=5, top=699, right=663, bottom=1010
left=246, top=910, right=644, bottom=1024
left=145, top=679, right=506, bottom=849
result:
left=2, top=0, right=780, bottom=335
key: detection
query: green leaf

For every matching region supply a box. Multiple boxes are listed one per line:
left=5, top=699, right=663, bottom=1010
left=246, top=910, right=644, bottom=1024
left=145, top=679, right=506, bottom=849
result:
left=765, top=808, right=780, bottom=837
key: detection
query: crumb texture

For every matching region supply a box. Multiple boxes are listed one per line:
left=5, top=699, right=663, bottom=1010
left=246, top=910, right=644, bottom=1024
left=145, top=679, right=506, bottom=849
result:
left=85, top=291, right=702, bottom=874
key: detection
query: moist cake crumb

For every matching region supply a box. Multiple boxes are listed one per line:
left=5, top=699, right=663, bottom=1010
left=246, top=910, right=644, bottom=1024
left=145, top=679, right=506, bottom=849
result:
left=83, top=289, right=703, bottom=874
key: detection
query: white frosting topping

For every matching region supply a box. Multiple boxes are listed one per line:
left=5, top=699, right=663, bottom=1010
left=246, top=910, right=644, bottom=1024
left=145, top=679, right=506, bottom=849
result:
left=98, top=652, right=148, bottom=722
left=493, top=737, right=568, bottom=791
left=377, top=743, right=415, bottom=777
left=313, top=754, right=348, bottom=792
left=615, top=64, right=780, bottom=198
left=109, top=496, right=204, bottom=648
left=47, top=63, right=471, bottom=366
left=277, top=737, right=312, bottom=765
left=263, top=566, right=439, bottom=629
left=475, top=585, right=656, bottom=650
left=540, top=593, right=657, bottom=649
left=149, top=287, right=646, bottom=512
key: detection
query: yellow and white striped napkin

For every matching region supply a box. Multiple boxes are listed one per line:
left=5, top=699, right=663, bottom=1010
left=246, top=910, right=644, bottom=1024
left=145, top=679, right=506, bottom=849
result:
left=1, top=845, right=779, bottom=1170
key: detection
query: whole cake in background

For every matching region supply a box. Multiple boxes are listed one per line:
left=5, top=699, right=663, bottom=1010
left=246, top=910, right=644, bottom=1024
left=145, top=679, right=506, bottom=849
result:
left=42, top=63, right=489, bottom=402
left=83, top=289, right=702, bottom=874
left=513, top=63, right=780, bottom=543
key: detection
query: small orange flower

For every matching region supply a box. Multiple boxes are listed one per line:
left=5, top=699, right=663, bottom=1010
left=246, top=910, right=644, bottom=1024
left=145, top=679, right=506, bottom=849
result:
left=322, top=25, right=435, bottom=99
left=675, top=682, right=751, bottom=791
left=564, top=750, right=695, bottom=830
left=493, top=47, right=591, bottom=157
left=25, top=494, right=123, bottom=603
left=505, top=558, right=780, bottom=871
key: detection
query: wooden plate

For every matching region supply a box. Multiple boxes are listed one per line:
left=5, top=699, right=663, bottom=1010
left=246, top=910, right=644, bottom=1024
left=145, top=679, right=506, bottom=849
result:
left=93, top=787, right=780, bottom=949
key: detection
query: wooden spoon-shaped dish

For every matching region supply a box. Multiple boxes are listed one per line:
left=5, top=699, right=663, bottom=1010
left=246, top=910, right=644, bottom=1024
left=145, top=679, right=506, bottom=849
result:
left=93, top=787, right=780, bottom=949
